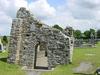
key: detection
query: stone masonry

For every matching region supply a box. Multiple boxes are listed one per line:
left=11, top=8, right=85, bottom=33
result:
left=8, top=7, right=74, bottom=69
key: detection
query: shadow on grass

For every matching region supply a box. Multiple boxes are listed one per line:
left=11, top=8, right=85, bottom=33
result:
left=0, top=57, right=7, bottom=62
left=73, top=73, right=94, bottom=75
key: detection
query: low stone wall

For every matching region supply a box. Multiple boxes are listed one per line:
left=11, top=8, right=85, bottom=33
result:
left=74, top=39, right=96, bottom=48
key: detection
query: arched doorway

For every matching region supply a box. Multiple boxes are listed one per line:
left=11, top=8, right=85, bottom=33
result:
left=34, top=42, right=48, bottom=69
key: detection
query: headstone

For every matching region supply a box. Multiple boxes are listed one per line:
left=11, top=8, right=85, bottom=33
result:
left=90, top=32, right=95, bottom=47
left=0, top=39, right=4, bottom=52
left=73, top=62, right=95, bottom=74
left=95, top=68, right=100, bottom=75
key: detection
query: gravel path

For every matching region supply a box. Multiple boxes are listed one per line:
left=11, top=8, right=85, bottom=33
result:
left=26, top=70, right=41, bottom=75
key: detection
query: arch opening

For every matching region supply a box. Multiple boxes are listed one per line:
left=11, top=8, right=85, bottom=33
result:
left=34, top=42, right=48, bottom=69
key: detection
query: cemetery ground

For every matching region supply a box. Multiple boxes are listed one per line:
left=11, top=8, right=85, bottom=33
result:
left=0, top=42, right=100, bottom=75
left=41, top=42, right=100, bottom=75
left=0, top=51, right=25, bottom=75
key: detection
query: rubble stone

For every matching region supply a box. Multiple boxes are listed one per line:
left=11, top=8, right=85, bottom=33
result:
left=8, top=7, right=74, bottom=69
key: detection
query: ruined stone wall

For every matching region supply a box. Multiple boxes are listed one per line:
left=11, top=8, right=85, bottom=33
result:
left=8, top=18, right=23, bottom=63
left=41, top=28, right=70, bottom=69
left=64, top=27, right=74, bottom=63
left=8, top=8, right=36, bottom=67
left=8, top=7, right=73, bottom=69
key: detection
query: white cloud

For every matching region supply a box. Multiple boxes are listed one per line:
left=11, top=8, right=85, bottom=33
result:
left=0, top=0, right=28, bottom=35
left=0, top=0, right=28, bottom=18
left=0, top=11, right=12, bottom=35
left=0, top=28, right=4, bottom=33
left=0, top=0, right=100, bottom=35
left=0, top=11, right=11, bottom=24
left=0, top=0, right=56, bottom=35
left=49, top=0, right=100, bottom=31
left=67, top=0, right=100, bottom=20
left=29, top=0, right=56, bottom=19
left=43, top=0, right=100, bottom=31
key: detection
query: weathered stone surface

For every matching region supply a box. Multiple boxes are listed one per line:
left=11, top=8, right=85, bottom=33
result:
left=8, top=7, right=74, bottom=69
left=73, top=62, right=95, bottom=74
left=0, top=38, right=4, bottom=51
left=74, top=39, right=96, bottom=48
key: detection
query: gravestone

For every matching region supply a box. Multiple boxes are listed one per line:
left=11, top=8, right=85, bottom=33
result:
left=73, top=62, right=95, bottom=74
left=90, top=32, right=95, bottom=47
left=0, top=38, right=4, bottom=52
left=74, top=39, right=83, bottom=47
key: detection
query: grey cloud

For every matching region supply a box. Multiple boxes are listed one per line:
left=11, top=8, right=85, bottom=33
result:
left=76, top=0, right=100, bottom=10
left=68, top=0, right=100, bottom=20
left=70, top=7, right=95, bottom=19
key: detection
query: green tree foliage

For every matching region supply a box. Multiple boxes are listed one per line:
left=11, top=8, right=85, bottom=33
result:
left=52, top=24, right=63, bottom=31
left=90, top=29, right=95, bottom=35
left=84, top=30, right=91, bottom=39
left=74, top=30, right=82, bottom=39
left=2, top=36, right=8, bottom=46
left=97, top=29, right=100, bottom=38
left=84, top=29, right=95, bottom=39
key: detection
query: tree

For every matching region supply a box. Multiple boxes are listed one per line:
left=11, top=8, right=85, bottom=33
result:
left=84, top=29, right=95, bottom=39
left=97, top=29, right=100, bottom=38
left=84, top=30, right=91, bottom=39
left=2, top=36, right=8, bottom=46
left=52, top=24, right=63, bottom=31
left=74, top=30, right=82, bottom=39
left=90, top=29, right=95, bottom=35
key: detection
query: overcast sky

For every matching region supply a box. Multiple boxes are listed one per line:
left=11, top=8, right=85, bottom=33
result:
left=0, top=0, right=100, bottom=35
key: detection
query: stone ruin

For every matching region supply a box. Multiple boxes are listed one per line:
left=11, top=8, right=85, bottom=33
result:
left=7, top=7, right=74, bottom=70
left=64, top=27, right=74, bottom=63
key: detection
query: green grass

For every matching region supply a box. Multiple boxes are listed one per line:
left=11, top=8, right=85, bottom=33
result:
left=0, top=51, right=26, bottom=75
left=41, top=42, right=100, bottom=75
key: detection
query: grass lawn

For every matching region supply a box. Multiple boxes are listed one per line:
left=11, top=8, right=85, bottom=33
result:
left=41, top=42, right=100, bottom=75
left=0, top=51, right=26, bottom=75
